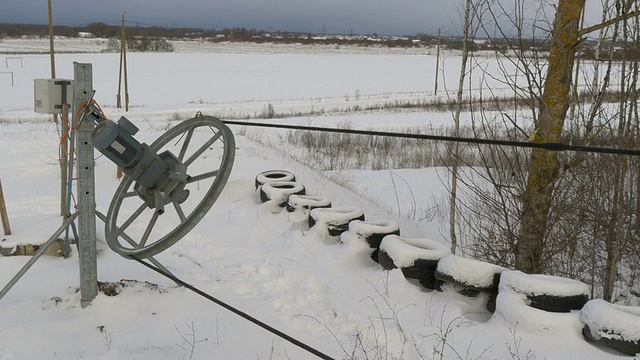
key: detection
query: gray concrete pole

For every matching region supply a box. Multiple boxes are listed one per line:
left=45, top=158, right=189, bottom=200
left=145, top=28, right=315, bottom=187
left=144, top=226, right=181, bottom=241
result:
left=74, top=63, right=98, bottom=307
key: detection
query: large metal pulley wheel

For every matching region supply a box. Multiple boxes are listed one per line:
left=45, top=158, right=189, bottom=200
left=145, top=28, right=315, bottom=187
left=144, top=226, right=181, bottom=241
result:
left=105, top=116, right=235, bottom=258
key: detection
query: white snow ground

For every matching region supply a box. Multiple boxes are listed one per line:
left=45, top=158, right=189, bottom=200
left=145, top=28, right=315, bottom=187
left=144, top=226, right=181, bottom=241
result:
left=0, top=39, right=636, bottom=359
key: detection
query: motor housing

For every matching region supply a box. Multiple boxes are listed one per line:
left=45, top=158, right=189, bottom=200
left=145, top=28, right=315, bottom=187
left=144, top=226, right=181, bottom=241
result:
left=91, top=116, right=169, bottom=190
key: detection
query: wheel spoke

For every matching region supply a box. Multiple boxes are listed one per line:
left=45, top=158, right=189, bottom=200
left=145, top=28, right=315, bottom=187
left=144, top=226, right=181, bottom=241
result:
left=178, top=128, right=195, bottom=162
left=122, top=190, right=138, bottom=199
left=115, top=202, right=148, bottom=236
left=187, top=169, right=219, bottom=183
left=139, top=211, right=160, bottom=248
left=173, top=199, right=187, bottom=222
left=184, top=131, right=222, bottom=167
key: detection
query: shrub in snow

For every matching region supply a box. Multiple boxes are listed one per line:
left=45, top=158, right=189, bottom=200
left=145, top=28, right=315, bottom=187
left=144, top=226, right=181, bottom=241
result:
left=309, top=206, right=364, bottom=241
left=254, top=170, right=296, bottom=190
left=499, top=270, right=589, bottom=313
left=435, top=254, right=505, bottom=311
left=285, top=194, right=332, bottom=223
left=580, top=299, right=640, bottom=356
left=259, top=181, right=305, bottom=207
left=345, top=219, right=399, bottom=262
left=378, top=235, right=450, bottom=289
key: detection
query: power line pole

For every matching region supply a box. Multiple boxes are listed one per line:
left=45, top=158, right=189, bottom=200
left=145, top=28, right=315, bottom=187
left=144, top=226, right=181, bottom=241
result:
left=117, top=12, right=129, bottom=112
left=434, top=27, right=441, bottom=96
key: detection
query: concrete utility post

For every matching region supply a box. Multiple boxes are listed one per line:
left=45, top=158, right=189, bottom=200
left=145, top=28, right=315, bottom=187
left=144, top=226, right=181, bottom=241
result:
left=74, top=63, right=98, bottom=307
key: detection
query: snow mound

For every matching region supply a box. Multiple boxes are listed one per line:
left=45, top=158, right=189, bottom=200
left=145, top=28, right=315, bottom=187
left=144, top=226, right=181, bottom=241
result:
left=436, top=254, right=505, bottom=289
left=580, top=299, right=640, bottom=343
left=379, top=235, right=449, bottom=268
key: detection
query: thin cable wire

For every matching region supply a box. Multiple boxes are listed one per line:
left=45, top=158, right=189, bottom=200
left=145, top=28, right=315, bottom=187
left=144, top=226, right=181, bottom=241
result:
left=131, top=256, right=336, bottom=360
left=221, top=120, right=640, bottom=157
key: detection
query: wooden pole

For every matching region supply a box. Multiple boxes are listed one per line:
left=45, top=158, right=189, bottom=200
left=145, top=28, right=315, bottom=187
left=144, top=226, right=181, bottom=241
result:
left=117, top=13, right=124, bottom=109
left=60, top=105, right=68, bottom=218
left=434, top=27, right=441, bottom=96
left=122, top=13, right=129, bottom=112
left=47, top=0, right=57, bottom=125
left=0, top=177, right=11, bottom=236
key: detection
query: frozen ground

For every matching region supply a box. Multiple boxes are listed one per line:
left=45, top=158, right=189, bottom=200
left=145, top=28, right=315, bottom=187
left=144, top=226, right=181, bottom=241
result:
left=0, top=40, right=636, bottom=359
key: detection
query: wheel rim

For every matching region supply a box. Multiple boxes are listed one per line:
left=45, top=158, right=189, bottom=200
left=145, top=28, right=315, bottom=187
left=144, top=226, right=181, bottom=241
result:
left=105, top=116, right=235, bottom=258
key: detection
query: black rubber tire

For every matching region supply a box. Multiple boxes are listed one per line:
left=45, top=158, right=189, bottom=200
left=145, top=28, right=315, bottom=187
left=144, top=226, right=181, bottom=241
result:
left=308, top=206, right=365, bottom=237
left=434, top=269, right=498, bottom=294
left=378, top=235, right=450, bottom=271
left=582, top=324, right=640, bottom=356
left=377, top=247, right=396, bottom=270
left=259, top=181, right=305, bottom=207
left=285, top=195, right=331, bottom=213
left=580, top=299, right=640, bottom=356
left=434, top=270, right=490, bottom=299
left=401, top=258, right=439, bottom=280
left=500, top=270, right=590, bottom=313
left=255, top=170, right=296, bottom=190
left=528, top=293, right=588, bottom=313
left=487, top=292, right=497, bottom=313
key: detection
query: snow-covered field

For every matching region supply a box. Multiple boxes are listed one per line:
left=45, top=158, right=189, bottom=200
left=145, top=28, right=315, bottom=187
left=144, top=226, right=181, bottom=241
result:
left=0, top=39, right=636, bottom=359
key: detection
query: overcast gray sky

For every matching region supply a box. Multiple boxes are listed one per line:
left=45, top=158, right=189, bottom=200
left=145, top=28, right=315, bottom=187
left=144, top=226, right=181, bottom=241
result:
left=0, top=0, right=604, bottom=36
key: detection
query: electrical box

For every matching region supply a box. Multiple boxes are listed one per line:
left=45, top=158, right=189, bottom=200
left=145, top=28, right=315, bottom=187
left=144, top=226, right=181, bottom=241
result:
left=34, top=79, right=74, bottom=114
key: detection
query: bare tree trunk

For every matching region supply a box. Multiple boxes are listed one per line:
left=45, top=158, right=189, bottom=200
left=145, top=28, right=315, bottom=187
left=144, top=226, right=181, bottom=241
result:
left=604, top=0, right=636, bottom=300
left=516, top=0, right=585, bottom=273
left=449, top=0, right=472, bottom=254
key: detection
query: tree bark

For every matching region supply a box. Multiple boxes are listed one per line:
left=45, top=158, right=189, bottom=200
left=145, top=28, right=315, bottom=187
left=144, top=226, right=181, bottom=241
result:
left=516, top=0, right=585, bottom=273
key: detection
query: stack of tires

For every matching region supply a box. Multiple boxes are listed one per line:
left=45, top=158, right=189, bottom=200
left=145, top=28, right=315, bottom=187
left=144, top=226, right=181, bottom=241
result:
left=254, top=169, right=640, bottom=357
left=255, top=170, right=306, bottom=207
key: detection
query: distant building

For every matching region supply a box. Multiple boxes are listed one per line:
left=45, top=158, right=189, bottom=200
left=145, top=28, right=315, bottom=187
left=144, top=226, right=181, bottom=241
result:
left=78, top=32, right=94, bottom=38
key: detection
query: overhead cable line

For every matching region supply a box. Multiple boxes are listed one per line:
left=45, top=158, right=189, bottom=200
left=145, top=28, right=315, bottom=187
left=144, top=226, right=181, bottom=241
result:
left=222, top=120, right=640, bottom=157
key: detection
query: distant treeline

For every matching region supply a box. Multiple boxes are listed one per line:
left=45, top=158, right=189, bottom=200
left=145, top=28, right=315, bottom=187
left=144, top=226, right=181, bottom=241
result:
left=1, top=22, right=634, bottom=60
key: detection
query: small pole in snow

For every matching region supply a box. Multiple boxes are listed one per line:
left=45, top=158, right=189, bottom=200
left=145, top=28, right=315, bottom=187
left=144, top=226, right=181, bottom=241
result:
left=0, top=177, right=12, bottom=236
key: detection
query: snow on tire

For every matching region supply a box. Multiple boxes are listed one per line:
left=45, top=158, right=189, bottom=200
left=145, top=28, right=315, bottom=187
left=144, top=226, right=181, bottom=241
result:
left=285, top=195, right=332, bottom=223
left=434, top=255, right=505, bottom=310
left=378, top=235, right=450, bottom=289
left=259, top=181, right=306, bottom=207
left=580, top=299, right=640, bottom=356
left=309, top=206, right=365, bottom=241
left=498, top=270, right=589, bottom=313
left=343, top=220, right=400, bottom=262
left=254, top=170, right=296, bottom=190
left=435, top=255, right=505, bottom=293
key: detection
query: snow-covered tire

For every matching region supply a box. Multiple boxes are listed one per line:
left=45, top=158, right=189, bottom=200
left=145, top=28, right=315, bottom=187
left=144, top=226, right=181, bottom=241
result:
left=285, top=194, right=331, bottom=218
left=309, top=206, right=365, bottom=237
left=499, top=270, right=589, bottom=313
left=378, top=235, right=450, bottom=289
left=255, top=170, right=296, bottom=190
left=580, top=299, right=640, bottom=356
left=492, top=287, right=579, bottom=333
left=259, top=181, right=306, bottom=207
left=434, top=255, right=505, bottom=310
left=435, top=255, right=505, bottom=293
left=346, top=220, right=400, bottom=262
